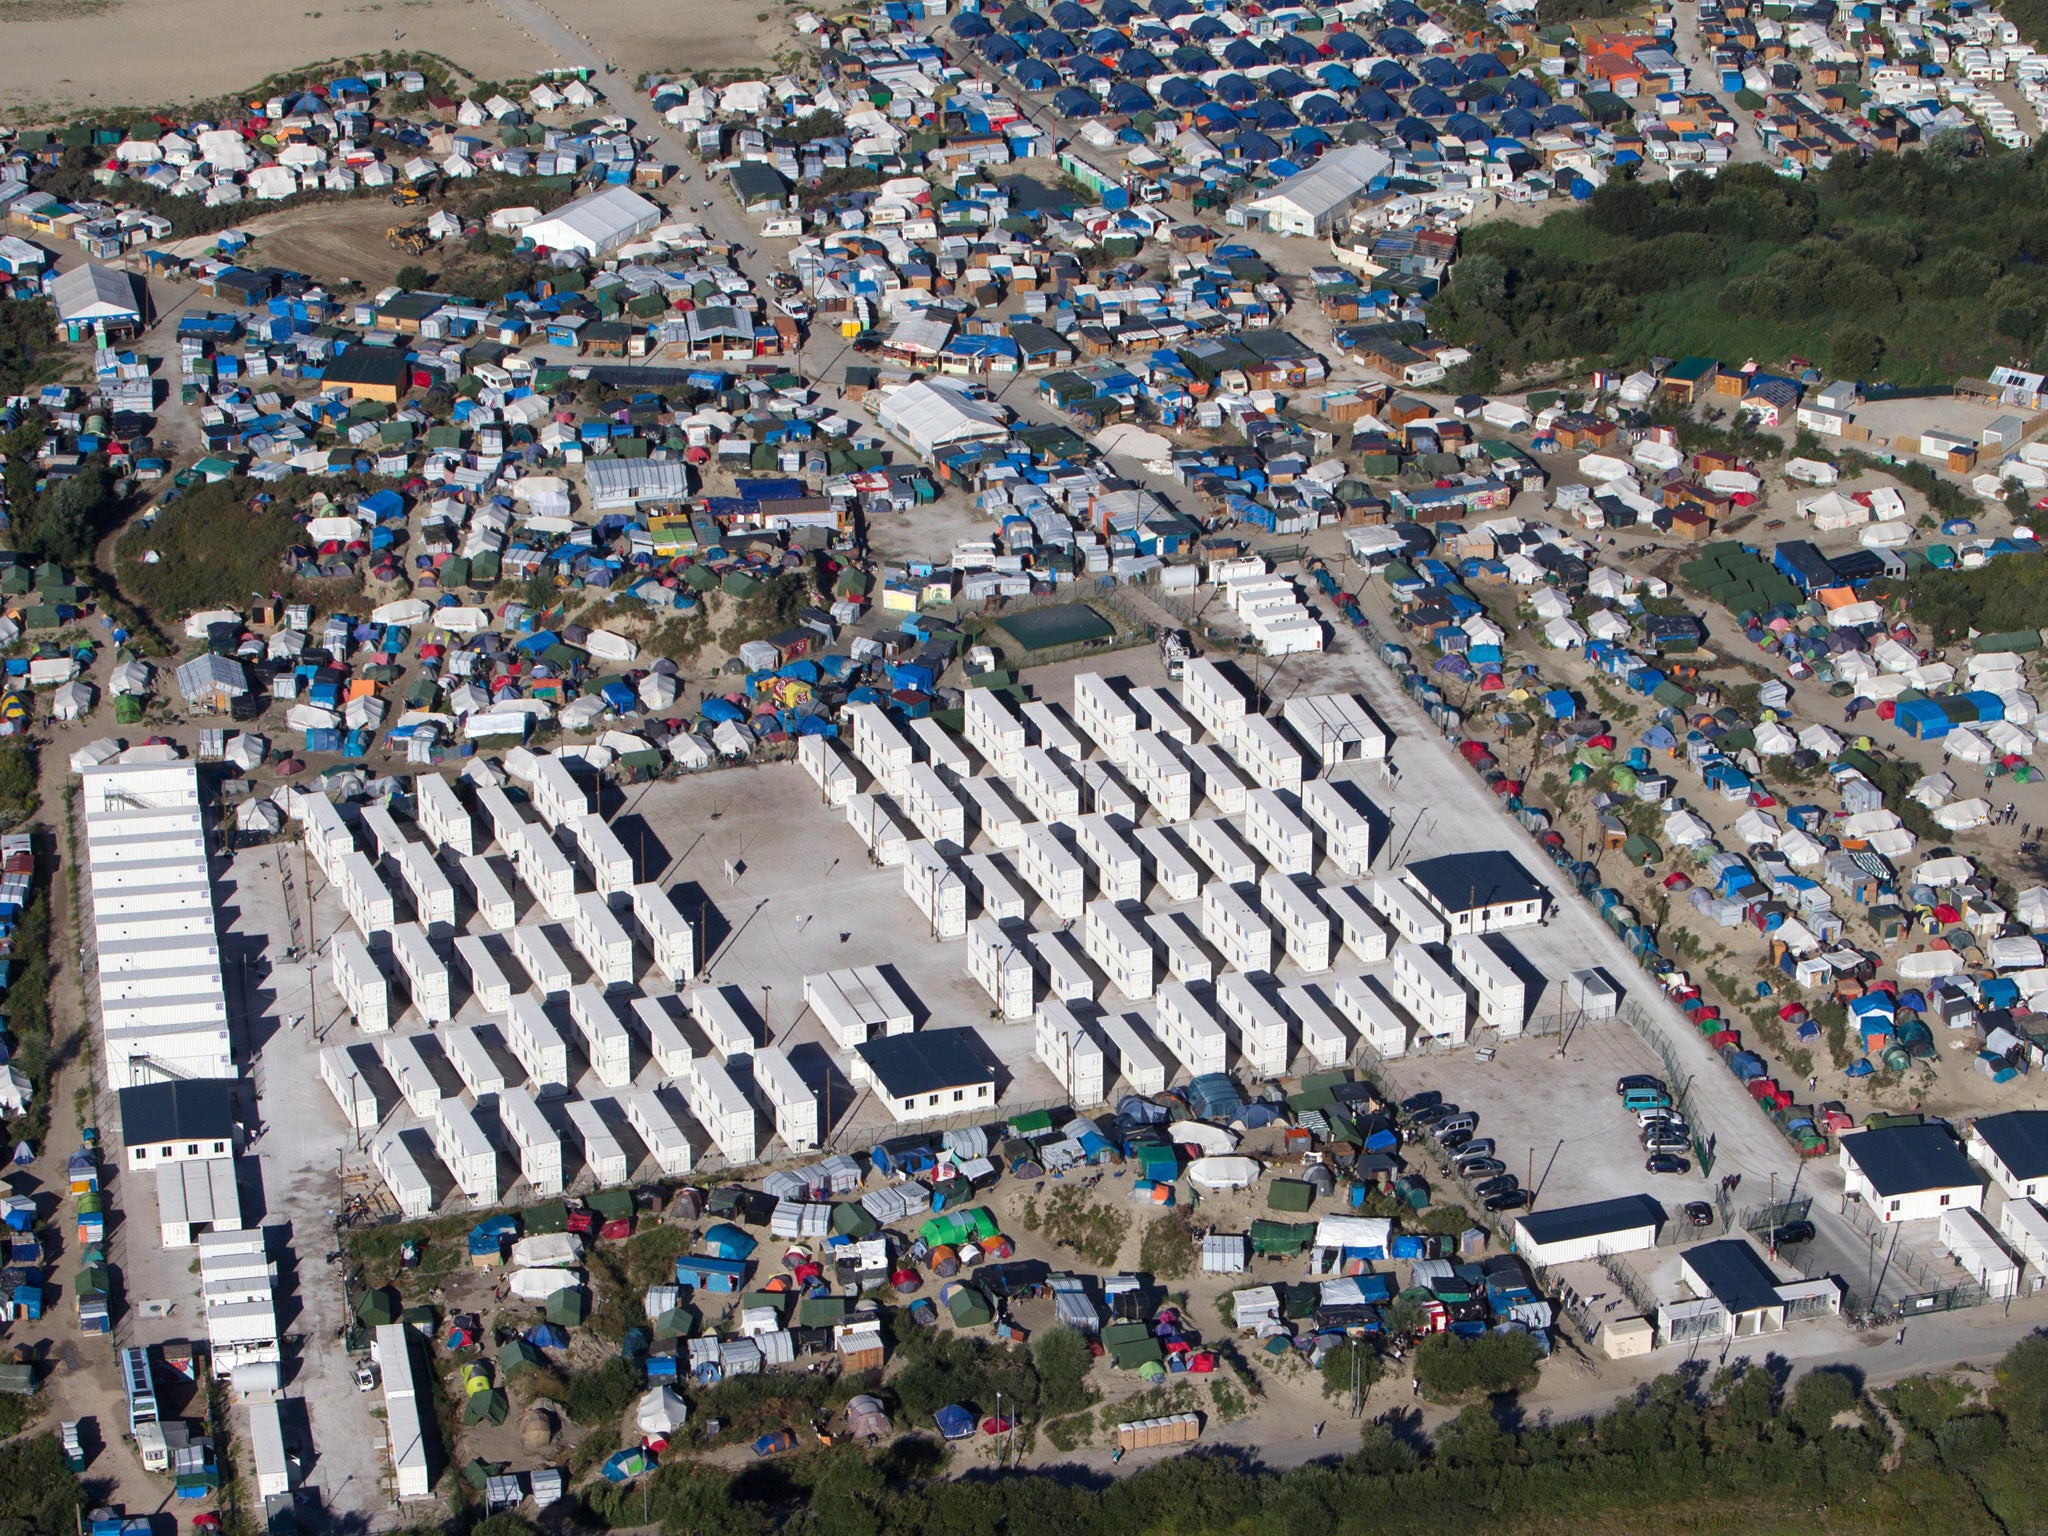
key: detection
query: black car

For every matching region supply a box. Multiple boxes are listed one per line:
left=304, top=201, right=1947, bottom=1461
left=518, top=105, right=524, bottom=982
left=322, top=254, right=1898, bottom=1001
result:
left=1437, top=1129, right=1473, bottom=1152
left=1475, top=1174, right=1520, bottom=1198
left=1456, top=1156, right=1506, bottom=1178
left=1485, top=1190, right=1532, bottom=1211
left=1645, top=1153, right=1691, bottom=1175
left=1683, top=1201, right=1715, bottom=1227
left=1616, top=1074, right=1667, bottom=1097
left=1400, top=1090, right=1444, bottom=1114
left=1769, top=1221, right=1817, bottom=1246
left=1410, top=1103, right=1458, bottom=1128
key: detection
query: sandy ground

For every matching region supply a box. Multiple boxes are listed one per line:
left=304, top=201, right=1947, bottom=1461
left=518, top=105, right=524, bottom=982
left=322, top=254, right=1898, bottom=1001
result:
left=0, top=0, right=795, bottom=118
left=224, top=200, right=428, bottom=293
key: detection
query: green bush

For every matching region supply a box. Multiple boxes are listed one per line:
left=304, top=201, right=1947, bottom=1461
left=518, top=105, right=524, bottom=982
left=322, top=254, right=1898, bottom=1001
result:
left=1413, top=1331, right=1543, bottom=1401
left=1030, top=1324, right=1097, bottom=1417
left=563, top=1357, right=642, bottom=1425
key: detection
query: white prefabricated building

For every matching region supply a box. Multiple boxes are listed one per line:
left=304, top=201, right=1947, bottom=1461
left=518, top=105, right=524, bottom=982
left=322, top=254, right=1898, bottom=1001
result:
left=1075, top=760, right=1138, bottom=821
left=1035, top=999, right=1107, bottom=1104
left=458, top=854, right=517, bottom=931
left=338, top=850, right=397, bottom=940
left=415, top=773, right=476, bottom=856
left=1182, top=742, right=1250, bottom=816
left=964, top=689, right=1026, bottom=777
left=1216, top=972, right=1289, bottom=1077
left=967, top=916, right=1036, bottom=1020
left=505, top=995, right=570, bottom=1091
left=956, top=777, right=1025, bottom=850
left=1095, top=1012, right=1169, bottom=1095
left=631, top=882, right=698, bottom=984
left=562, top=1098, right=629, bottom=1186
left=318, top=1045, right=380, bottom=1133
left=571, top=891, right=637, bottom=988
left=1073, top=814, right=1142, bottom=901
left=331, top=931, right=392, bottom=1033
left=1450, top=932, right=1527, bottom=1035
left=1082, top=899, right=1156, bottom=1000
left=1181, top=658, right=1248, bottom=740
left=454, top=935, right=515, bottom=1013
left=752, top=1043, right=819, bottom=1150
left=1390, top=942, right=1468, bottom=1046
left=624, top=1086, right=696, bottom=1174
left=1017, top=825, right=1085, bottom=922
left=390, top=922, right=452, bottom=1023
left=1127, top=731, right=1193, bottom=822
left=630, top=995, right=694, bottom=1078
left=848, top=702, right=915, bottom=796
left=1231, top=715, right=1306, bottom=795
left=690, top=983, right=757, bottom=1058
left=511, top=923, right=573, bottom=996
left=1154, top=981, right=1228, bottom=1076
left=1008, top=745, right=1082, bottom=823
left=568, top=984, right=633, bottom=1088
left=1073, top=672, right=1138, bottom=763
left=499, top=1085, right=564, bottom=1195
left=845, top=792, right=908, bottom=868
left=1279, top=983, right=1349, bottom=1068
left=445, top=1024, right=507, bottom=1099
left=799, top=734, right=859, bottom=807
left=1243, top=790, right=1314, bottom=875
left=909, top=716, right=970, bottom=777
left=378, top=1031, right=442, bottom=1119
left=1185, top=818, right=1257, bottom=885
left=1201, top=881, right=1273, bottom=973
left=530, top=755, right=592, bottom=831
left=1371, top=875, right=1448, bottom=944
left=1021, top=700, right=1084, bottom=761
left=1334, top=974, right=1408, bottom=1058
left=371, top=1133, right=434, bottom=1220
left=903, top=840, right=968, bottom=939
left=1300, top=779, right=1375, bottom=877
left=1317, top=883, right=1391, bottom=962
left=1281, top=692, right=1390, bottom=767
left=685, top=1056, right=756, bottom=1163
left=960, top=852, right=1029, bottom=922
left=433, top=1098, right=498, bottom=1201
left=1145, top=910, right=1213, bottom=984
left=374, top=1323, right=434, bottom=1499
left=1132, top=826, right=1200, bottom=903
left=571, top=814, right=636, bottom=905
left=1028, top=928, right=1094, bottom=1003
left=903, top=764, right=967, bottom=846
left=1259, top=871, right=1333, bottom=972
left=1130, top=685, right=1197, bottom=745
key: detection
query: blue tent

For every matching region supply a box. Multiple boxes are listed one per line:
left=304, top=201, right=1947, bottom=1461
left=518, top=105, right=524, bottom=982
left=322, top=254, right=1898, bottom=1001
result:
left=1505, top=75, right=1550, bottom=107
left=1014, top=58, right=1060, bottom=89
left=526, top=1323, right=569, bottom=1349
left=1052, top=86, right=1098, bottom=116
left=1229, top=129, right=1282, bottom=160
left=1444, top=111, right=1490, bottom=140
left=1160, top=76, right=1209, bottom=107
left=1131, top=18, right=1172, bottom=42
left=1316, top=62, right=1360, bottom=89
left=1032, top=28, right=1076, bottom=57
left=1068, top=57, right=1111, bottom=82
left=978, top=34, right=1024, bottom=64
left=1219, top=37, right=1263, bottom=68
left=1542, top=688, right=1577, bottom=720
left=934, top=1406, right=976, bottom=1440
left=1366, top=59, right=1417, bottom=89
left=1263, top=66, right=1310, bottom=96
left=1409, top=85, right=1457, bottom=116
left=1416, top=55, right=1460, bottom=86
left=1287, top=125, right=1335, bottom=154
left=1120, top=46, right=1167, bottom=76
left=1249, top=99, right=1299, bottom=129
left=1377, top=26, right=1423, bottom=54
left=1462, top=85, right=1509, bottom=114
left=1151, top=0, right=1193, bottom=18
left=1353, top=86, right=1398, bottom=120
left=1325, top=28, right=1373, bottom=57
left=1050, top=1, right=1091, bottom=27
left=1541, top=103, right=1588, bottom=127
left=702, top=1223, right=758, bottom=1260
left=1213, top=71, right=1257, bottom=103
left=1386, top=0, right=1428, bottom=20
left=1270, top=33, right=1319, bottom=63
left=952, top=10, right=991, bottom=34
left=1393, top=115, right=1437, bottom=143
left=1299, top=92, right=1348, bottom=124
left=1192, top=101, right=1241, bottom=130
left=1099, top=0, right=1139, bottom=20
left=1087, top=25, right=1128, bottom=50
left=1498, top=107, right=1540, bottom=136
left=1106, top=82, right=1152, bottom=113
left=701, top=697, right=745, bottom=723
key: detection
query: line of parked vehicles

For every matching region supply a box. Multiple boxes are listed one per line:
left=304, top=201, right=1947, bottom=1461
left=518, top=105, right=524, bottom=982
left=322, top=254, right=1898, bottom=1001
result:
left=1617, top=1075, right=1695, bottom=1175
left=1399, top=1091, right=1531, bottom=1212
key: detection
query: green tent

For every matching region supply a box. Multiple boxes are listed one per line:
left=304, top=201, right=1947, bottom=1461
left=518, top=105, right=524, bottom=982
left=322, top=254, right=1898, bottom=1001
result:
left=587, top=1189, right=632, bottom=1223
left=653, top=1306, right=697, bottom=1341
left=797, top=1294, right=849, bottom=1328
left=1249, top=1220, right=1313, bottom=1256
left=1268, top=1178, right=1316, bottom=1212
left=354, top=1287, right=400, bottom=1327
left=944, top=1285, right=993, bottom=1328
left=545, top=1288, right=590, bottom=1327
left=831, top=1202, right=878, bottom=1238
left=498, top=1340, right=544, bottom=1376
left=525, top=1201, right=570, bottom=1234
left=464, top=1389, right=509, bottom=1426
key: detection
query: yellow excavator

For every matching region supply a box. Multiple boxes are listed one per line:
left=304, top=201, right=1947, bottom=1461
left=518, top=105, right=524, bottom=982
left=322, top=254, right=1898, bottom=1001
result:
left=386, top=224, right=431, bottom=255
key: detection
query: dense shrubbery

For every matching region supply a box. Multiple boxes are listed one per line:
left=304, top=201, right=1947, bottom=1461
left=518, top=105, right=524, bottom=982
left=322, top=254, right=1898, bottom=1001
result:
left=1878, top=556, right=2048, bottom=643
left=1413, top=1330, right=1543, bottom=1401
left=1435, top=156, right=2048, bottom=385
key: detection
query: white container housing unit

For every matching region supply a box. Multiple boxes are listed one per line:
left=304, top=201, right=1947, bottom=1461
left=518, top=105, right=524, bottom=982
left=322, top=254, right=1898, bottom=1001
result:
left=903, top=840, right=968, bottom=939
left=629, top=996, right=694, bottom=1079
left=568, top=984, right=633, bottom=1088
left=1132, top=826, right=1200, bottom=903
left=1281, top=693, right=1391, bottom=768
left=458, top=854, right=518, bottom=931
left=1181, top=658, right=1248, bottom=741
left=415, top=773, right=476, bottom=856
left=804, top=967, right=902, bottom=1047
left=1941, top=1206, right=2021, bottom=1300
left=1201, top=881, right=1273, bottom=973
left=1182, top=742, right=1250, bottom=816
left=1130, top=686, right=1198, bottom=746
left=511, top=923, right=573, bottom=996
left=332, top=931, right=392, bottom=1033
left=799, top=734, right=859, bottom=807
left=1997, top=1197, right=2048, bottom=1279
left=1022, top=700, right=1084, bottom=762
left=1216, top=972, right=1289, bottom=1077
left=960, top=852, right=1029, bottom=922
left=909, top=717, right=971, bottom=778
left=966, top=916, right=1036, bottom=1019
left=1073, top=814, right=1142, bottom=901
left=563, top=1098, right=629, bottom=1187
left=1243, top=790, right=1314, bottom=875
left=319, top=1046, right=380, bottom=1133
left=1231, top=715, right=1306, bottom=794
left=390, top=922, right=452, bottom=1023
left=1073, top=673, right=1138, bottom=764
left=1075, top=760, right=1139, bottom=821
left=513, top=825, right=578, bottom=922
left=1154, top=981, right=1229, bottom=1076
left=572, top=814, right=636, bottom=905
left=505, top=995, right=570, bottom=1092
left=1301, top=780, right=1375, bottom=876
left=338, top=851, right=397, bottom=940
left=1370, top=875, right=1448, bottom=944
left=1185, top=818, right=1257, bottom=885
left=1083, top=899, right=1156, bottom=1000
left=1008, top=746, right=1082, bottom=824
left=530, top=755, right=592, bottom=832
left=390, top=839, right=457, bottom=928
left=374, top=1323, right=434, bottom=1499
left=1096, top=1012, right=1169, bottom=1094
left=499, top=1085, right=564, bottom=1195
left=1127, top=732, right=1193, bottom=822
left=1028, top=929, right=1094, bottom=1003
left=1259, top=871, right=1333, bottom=972
left=624, top=1086, right=696, bottom=1174
left=752, top=1043, right=819, bottom=1149
left=247, top=1400, right=291, bottom=1498
left=371, top=1133, right=434, bottom=1220
left=690, top=984, right=757, bottom=1059
left=903, top=764, right=967, bottom=845
left=1279, top=984, right=1349, bottom=1068
left=445, top=1024, right=507, bottom=1099
left=454, top=935, right=516, bottom=1013
left=686, top=1056, right=756, bottom=1163
left=1035, top=999, right=1107, bottom=1104
left=359, top=804, right=412, bottom=862
left=956, top=776, right=1025, bottom=850
left=1390, top=942, right=1468, bottom=1047
left=1017, top=826, right=1086, bottom=922
left=433, top=1098, right=498, bottom=1202
left=964, top=689, right=1027, bottom=777
left=298, top=792, right=354, bottom=878
left=1145, top=910, right=1213, bottom=983
left=844, top=792, right=909, bottom=868
left=631, top=882, right=697, bottom=984
left=849, top=703, right=916, bottom=796
left=571, top=892, right=637, bottom=988
left=1450, top=932, right=1527, bottom=1036
left=1334, top=974, right=1408, bottom=1058
left=379, top=1032, right=442, bottom=1119
left=1317, top=883, right=1391, bottom=962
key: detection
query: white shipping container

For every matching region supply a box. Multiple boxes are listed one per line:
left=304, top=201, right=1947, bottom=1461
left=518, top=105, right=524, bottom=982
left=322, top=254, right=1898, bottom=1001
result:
left=909, top=717, right=971, bottom=778
left=453, top=935, right=514, bottom=1013
left=1082, top=899, right=1156, bottom=1000
left=1035, top=999, right=1107, bottom=1103
left=1145, top=910, right=1213, bottom=983
left=1371, top=875, right=1448, bottom=944
left=624, top=1086, right=696, bottom=1174
left=331, top=931, right=392, bottom=1033
left=1028, top=928, right=1094, bottom=1003
left=1300, top=779, right=1375, bottom=876
left=1131, top=825, right=1200, bottom=903
left=513, top=828, right=577, bottom=922
left=572, top=813, right=637, bottom=904
left=445, top=1024, right=508, bottom=1099
left=1181, top=657, right=1248, bottom=740
left=966, top=915, right=1036, bottom=1019
left=1096, top=1011, right=1169, bottom=1094
left=1259, top=870, right=1333, bottom=972
left=848, top=702, right=916, bottom=796
left=530, top=756, right=592, bottom=831
left=845, top=792, right=909, bottom=867
left=1390, top=942, right=1468, bottom=1046
left=799, top=733, right=859, bottom=807
left=1008, top=745, right=1082, bottom=823
left=1129, top=685, right=1198, bottom=746
left=511, top=923, right=572, bottom=996
left=1021, top=700, right=1084, bottom=762
left=1242, top=789, right=1314, bottom=876
left=631, top=882, right=697, bottom=984
left=392, top=841, right=458, bottom=927
left=1017, top=825, right=1086, bottom=921
left=416, top=773, right=476, bottom=856
left=685, top=1056, right=756, bottom=1163
left=630, top=995, right=694, bottom=1078
left=1184, top=818, right=1257, bottom=885
left=571, top=891, right=636, bottom=988
left=338, top=850, right=397, bottom=940
left=433, top=1098, right=498, bottom=1201
left=1073, top=814, right=1142, bottom=901
left=1073, top=672, right=1138, bottom=764
left=390, top=922, right=452, bottom=1023
left=689, top=983, right=756, bottom=1059
left=903, top=840, right=968, bottom=939
left=1278, top=983, right=1349, bottom=1068
left=563, top=1098, right=628, bottom=1187
left=568, top=984, right=633, bottom=1088
left=459, top=854, right=518, bottom=931
left=960, top=851, right=1030, bottom=922
left=370, top=1133, right=434, bottom=1220
left=379, top=1031, right=442, bottom=1119
left=1126, top=731, right=1193, bottom=822
left=1334, top=974, right=1408, bottom=1058
left=1317, top=883, right=1391, bottom=962
left=1200, top=881, right=1273, bottom=973
left=498, top=1084, right=564, bottom=1194
left=319, top=1045, right=379, bottom=1132
left=903, top=764, right=968, bottom=845
left=964, top=689, right=1027, bottom=777
left=505, top=995, right=570, bottom=1092
left=1450, top=931, right=1527, bottom=1036
left=956, top=775, right=1025, bottom=850
left=1076, top=760, right=1139, bottom=821
left=1154, top=980, right=1228, bottom=1075
left=1231, top=715, right=1305, bottom=794
left=751, top=1043, right=819, bottom=1150
left=1216, top=972, right=1289, bottom=1077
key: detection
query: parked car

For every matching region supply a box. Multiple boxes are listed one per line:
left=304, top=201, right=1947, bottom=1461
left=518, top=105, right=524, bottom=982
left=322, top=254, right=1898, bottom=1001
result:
left=1431, top=1114, right=1478, bottom=1139
left=1401, top=1091, right=1444, bottom=1114
left=1632, top=1104, right=1680, bottom=1126
left=1456, top=1157, right=1506, bottom=1178
left=1769, top=1221, right=1816, bottom=1247
left=1616, top=1075, right=1667, bottom=1097
left=1683, top=1201, right=1715, bottom=1227
left=1645, top=1153, right=1691, bottom=1175
left=1410, top=1103, right=1458, bottom=1128
left=1474, top=1174, right=1520, bottom=1198
left=1437, top=1129, right=1473, bottom=1152
left=1484, top=1190, right=1532, bottom=1211
left=1454, top=1138, right=1495, bottom=1160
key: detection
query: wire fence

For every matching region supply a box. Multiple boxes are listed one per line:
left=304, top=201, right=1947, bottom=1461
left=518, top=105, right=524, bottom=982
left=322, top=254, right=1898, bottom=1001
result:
left=1614, top=998, right=1718, bottom=1180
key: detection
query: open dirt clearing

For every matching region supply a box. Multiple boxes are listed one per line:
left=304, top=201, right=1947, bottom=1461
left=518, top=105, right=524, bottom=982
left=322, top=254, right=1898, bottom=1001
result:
left=227, top=199, right=426, bottom=291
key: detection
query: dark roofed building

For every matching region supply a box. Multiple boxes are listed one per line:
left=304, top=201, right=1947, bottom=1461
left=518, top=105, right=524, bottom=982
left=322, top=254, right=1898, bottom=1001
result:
left=854, top=1030, right=996, bottom=1126
left=322, top=345, right=411, bottom=404
left=1840, top=1124, right=1983, bottom=1222
left=118, top=1079, right=239, bottom=1171
left=1403, top=850, right=1547, bottom=934
left=1967, top=1110, right=2048, bottom=1199
left=1511, top=1193, right=1664, bottom=1265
